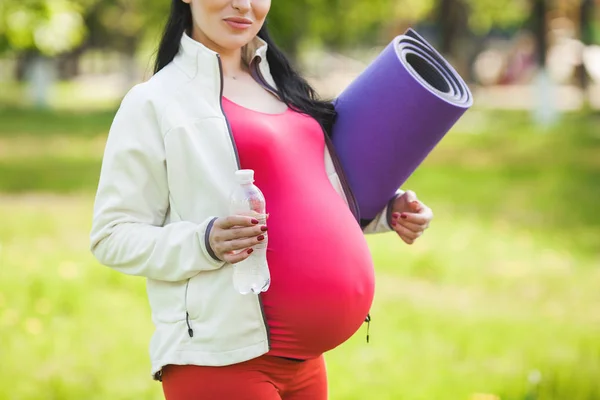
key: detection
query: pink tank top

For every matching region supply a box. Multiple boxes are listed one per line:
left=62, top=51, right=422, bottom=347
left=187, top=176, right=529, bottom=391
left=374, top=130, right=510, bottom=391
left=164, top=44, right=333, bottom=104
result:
left=222, top=97, right=375, bottom=360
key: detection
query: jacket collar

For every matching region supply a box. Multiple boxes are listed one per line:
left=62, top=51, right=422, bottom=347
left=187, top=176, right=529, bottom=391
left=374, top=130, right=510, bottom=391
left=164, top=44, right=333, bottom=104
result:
left=174, top=31, right=275, bottom=89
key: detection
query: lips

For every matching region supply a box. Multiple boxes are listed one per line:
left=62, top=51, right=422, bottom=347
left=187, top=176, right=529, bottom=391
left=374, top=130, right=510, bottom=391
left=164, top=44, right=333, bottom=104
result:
left=224, top=17, right=253, bottom=29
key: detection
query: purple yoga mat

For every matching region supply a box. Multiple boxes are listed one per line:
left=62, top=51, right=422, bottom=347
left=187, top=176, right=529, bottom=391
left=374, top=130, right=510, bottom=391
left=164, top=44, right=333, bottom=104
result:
left=332, top=28, right=473, bottom=221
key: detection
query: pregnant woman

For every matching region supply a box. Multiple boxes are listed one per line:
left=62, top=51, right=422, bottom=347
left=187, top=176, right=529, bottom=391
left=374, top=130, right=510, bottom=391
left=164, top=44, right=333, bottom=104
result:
left=89, top=0, right=434, bottom=399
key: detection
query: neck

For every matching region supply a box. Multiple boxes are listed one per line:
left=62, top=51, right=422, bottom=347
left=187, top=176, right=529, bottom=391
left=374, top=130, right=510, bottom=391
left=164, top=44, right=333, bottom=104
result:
left=219, top=48, right=247, bottom=78
left=190, top=27, right=248, bottom=78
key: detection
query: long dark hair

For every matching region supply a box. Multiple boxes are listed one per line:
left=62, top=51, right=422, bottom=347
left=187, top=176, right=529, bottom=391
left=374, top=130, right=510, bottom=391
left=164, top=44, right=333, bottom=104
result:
left=153, top=1, right=336, bottom=134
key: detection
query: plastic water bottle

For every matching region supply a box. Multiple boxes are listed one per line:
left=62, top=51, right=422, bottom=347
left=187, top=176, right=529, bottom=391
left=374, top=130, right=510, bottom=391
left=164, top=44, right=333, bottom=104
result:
left=229, top=169, right=270, bottom=295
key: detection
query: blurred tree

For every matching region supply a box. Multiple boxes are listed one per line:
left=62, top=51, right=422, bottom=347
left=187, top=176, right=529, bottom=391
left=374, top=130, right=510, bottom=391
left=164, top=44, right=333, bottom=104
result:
left=267, top=0, right=435, bottom=57
left=0, top=0, right=94, bottom=107
left=433, top=0, right=530, bottom=78
left=0, top=0, right=538, bottom=65
left=3, top=0, right=588, bottom=90
left=464, top=0, right=531, bottom=34
left=0, top=0, right=89, bottom=57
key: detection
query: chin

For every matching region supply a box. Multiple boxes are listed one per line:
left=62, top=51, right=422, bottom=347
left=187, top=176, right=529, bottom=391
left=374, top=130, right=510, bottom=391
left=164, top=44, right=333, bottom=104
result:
left=219, top=36, right=255, bottom=51
left=212, top=26, right=258, bottom=50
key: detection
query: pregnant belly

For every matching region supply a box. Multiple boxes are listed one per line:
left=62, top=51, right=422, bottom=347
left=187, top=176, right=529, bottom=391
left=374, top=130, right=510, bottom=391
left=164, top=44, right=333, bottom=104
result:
left=260, top=195, right=375, bottom=360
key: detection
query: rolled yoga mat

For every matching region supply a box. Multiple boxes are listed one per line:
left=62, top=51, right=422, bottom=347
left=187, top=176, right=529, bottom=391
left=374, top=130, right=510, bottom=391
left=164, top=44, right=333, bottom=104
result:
left=331, top=28, right=473, bottom=221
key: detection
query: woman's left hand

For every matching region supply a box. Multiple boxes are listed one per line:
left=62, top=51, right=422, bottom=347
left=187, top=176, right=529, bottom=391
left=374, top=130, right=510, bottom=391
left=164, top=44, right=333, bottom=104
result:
left=390, top=190, right=433, bottom=245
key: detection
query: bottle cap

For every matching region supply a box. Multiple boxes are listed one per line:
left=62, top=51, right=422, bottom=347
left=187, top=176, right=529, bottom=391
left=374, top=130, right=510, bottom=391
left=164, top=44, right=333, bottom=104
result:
left=234, top=169, right=254, bottom=184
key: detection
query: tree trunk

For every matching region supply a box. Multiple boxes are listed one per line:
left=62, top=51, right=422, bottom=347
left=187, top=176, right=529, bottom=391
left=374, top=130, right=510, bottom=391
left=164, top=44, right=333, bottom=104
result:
left=26, top=55, right=57, bottom=109
left=15, top=51, right=37, bottom=82
left=530, top=0, right=558, bottom=127
left=437, top=0, right=456, bottom=55
left=57, top=46, right=86, bottom=80
left=532, top=0, right=547, bottom=67
left=577, top=0, right=593, bottom=90
left=436, top=0, right=470, bottom=77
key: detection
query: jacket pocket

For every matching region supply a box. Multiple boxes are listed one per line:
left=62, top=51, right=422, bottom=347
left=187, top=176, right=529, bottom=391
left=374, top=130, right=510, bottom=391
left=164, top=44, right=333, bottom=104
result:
left=184, top=265, right=266, bottom=350
left=184, top=267, right=230, bottom=321
left=146, top=278, right=187, bottom=324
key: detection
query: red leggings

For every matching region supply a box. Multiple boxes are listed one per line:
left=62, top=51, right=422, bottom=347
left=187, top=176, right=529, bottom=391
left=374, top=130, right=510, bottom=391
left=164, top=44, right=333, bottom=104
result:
left=161, top=355, right=327, bottom=400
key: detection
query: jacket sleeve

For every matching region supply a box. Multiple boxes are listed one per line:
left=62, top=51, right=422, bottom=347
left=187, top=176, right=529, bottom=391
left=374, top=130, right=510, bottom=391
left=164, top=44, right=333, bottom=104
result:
left=89, top=84, right=226, bottom=282
left=361, top=189, right=404, bottom=235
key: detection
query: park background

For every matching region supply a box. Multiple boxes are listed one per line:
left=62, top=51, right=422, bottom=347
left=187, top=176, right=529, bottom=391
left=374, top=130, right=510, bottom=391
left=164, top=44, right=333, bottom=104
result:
left=1, top=0, right=599, bottom=399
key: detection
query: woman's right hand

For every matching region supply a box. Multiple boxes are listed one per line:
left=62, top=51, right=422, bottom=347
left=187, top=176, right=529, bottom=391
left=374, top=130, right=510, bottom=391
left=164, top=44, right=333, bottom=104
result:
left=208, top=216, right=268, bottom=264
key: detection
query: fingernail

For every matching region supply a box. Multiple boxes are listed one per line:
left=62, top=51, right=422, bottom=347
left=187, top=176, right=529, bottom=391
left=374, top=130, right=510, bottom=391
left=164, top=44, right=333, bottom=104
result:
left=257, top=235, right=265, bottom=241
left=391, top=221, right=397, bottom=226
left=247, top=248, right=254, bottom=254
left=260, top=226, right=268, bottom=232
left=401, top=214, right=408, bottom=219
left=251, top=219, right=259, bottom=224
left=392, top=213, right=400, bottom=220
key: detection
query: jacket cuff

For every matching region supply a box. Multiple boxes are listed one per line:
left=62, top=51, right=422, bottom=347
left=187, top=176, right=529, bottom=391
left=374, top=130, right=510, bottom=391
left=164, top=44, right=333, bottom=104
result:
left=361, top=190, right=404, bottom=234
left=385, top=192, right=402, bottom=230
left=203, top=217, right=223, bottom=263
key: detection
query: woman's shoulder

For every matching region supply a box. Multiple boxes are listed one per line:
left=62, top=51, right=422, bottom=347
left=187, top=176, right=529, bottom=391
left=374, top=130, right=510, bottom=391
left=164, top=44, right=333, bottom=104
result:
left=111, top=77, right=175, bottom=138
left=127, top=57, right=199, bottom=97
left=117, top=63, right=191, bottom=121
left=115, top=61, right=219, bottom=135
left=121, top=65, right=183, bottom=106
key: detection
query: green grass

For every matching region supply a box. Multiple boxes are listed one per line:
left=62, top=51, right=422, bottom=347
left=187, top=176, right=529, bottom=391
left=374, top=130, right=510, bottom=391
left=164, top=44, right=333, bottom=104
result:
left=0, top=81, right=125, bottom=111
left=1, top=106, right=599, bottom=399
left=0, top=107, right=114, bottom=193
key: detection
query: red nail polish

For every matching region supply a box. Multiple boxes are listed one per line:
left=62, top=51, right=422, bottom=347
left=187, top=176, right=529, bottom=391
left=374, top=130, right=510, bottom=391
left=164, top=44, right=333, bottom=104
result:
left=392, top=213, right=400, bottom=220
left=401, top=214, right=408, bottom=219
left=261, top=226, right=268, bottom=232
left=391, top=221, right=397, bottom=226
left=251, top=219, right=259, bottom=224
left=247, top=248, right=254, bottom=254
left=257, top=235, right=265, bottom=241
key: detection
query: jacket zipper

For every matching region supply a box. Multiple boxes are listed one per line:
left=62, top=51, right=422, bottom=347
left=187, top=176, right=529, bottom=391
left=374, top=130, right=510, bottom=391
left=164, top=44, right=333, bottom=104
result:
left=217, top=56, right=241, bottom=169
left=184, top=56, right=272, bottom=343
left=207, top=54, right=270, bottom=345
left=249, top=57, right=361, bottom=223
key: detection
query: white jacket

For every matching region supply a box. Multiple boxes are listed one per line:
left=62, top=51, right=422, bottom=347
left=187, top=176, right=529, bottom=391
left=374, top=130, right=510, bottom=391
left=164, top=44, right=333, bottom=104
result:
left=90, top=32, right=398, bottom=380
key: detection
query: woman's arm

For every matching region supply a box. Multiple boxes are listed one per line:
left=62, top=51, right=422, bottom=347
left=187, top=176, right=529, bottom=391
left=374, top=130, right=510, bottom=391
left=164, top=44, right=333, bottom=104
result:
left=89, top=84, right=225, bottom=282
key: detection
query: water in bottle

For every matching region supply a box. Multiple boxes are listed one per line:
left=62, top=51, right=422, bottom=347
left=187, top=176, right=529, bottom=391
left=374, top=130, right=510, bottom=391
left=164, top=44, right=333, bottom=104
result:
left=229, top=169, right=271, bottom=295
